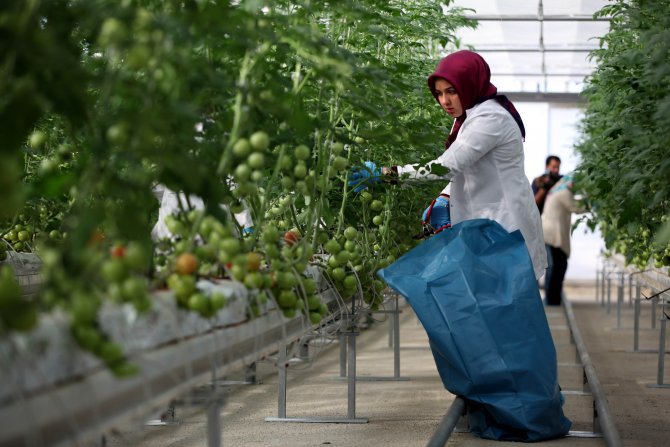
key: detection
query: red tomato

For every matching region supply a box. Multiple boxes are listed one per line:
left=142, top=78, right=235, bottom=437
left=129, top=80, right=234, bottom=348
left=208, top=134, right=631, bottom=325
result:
left=283, top=230, right=301, bottom=246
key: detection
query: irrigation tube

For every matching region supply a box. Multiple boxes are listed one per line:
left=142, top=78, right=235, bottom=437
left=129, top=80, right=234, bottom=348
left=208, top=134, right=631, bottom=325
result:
left=425, top=396, right=466, bottom=447
left=563, top=297, right=623, bottom=447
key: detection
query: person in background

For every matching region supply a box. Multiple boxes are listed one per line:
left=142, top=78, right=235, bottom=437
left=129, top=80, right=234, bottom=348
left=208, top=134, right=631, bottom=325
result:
left=532, top=155, right=562, bottom=214
left=541, top=173, right=579, bottom=306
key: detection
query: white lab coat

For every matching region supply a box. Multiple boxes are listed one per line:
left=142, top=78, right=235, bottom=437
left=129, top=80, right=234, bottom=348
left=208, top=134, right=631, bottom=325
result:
left=397, top=100, right=547, bottom=280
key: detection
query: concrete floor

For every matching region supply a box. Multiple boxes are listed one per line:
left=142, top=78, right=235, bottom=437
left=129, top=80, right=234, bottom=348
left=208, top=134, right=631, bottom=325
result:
left=105, top=283, right=669, bottom=446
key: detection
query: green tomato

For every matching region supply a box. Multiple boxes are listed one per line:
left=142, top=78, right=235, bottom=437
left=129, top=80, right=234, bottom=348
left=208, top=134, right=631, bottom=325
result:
left=294, top=144, right=310, bottom=161
left=335, top=250, right=350, bottom=264
left=294, top=163, right=307, bottom=179
left=275, top=271, right=297, bottom=290
left=210, top=292, right=227, bottom=310
left=101, top=258, right=128, bottom=283
left=281, top=176, right=294, bottom=190
left=99, top=341, right=124, bottom=366
left=98, top=18, right=126, bottom=46
left=234, top=163, right=252, bottom=181
left=262, top=225, right=280, bottom=244
left=72, top=324, right=103, bottom=352
left=331, top=142, right=344, bottom=155
left=220, top=238, right=241, bottom=256
left=244, top=272, right=265, bottom=289
left=122, top=277, right=147, bottom=302
left=331, top=156, right=348, bottom=171
left=309, top=311, right=322, bottom=325
left=277, top=290, right=297, bottom=309
left=233, top=138, right=252, bottom=157
left=324, top=239, right=341, bottom=255
left=371, top=200, right=383, bottom=211
left=302, top=278, right=317, bottom=295
left=343, top=275, right=357, bottom=291
left=247, top=152, right=265, bottom=169
left=124, top=242, right=148, bottom=270
left=280, top=155, right=293, bottom=172
left=331, top=267, right=346, bottom=282
left=249, top=131, right=270, bottom=151
left=168, top=273, right=196, bottom=302
left=327, top=255, right=341, bottom=268
left=307, top=294, right=321, bottom=311
left=29, top=131, right=47, bottom=149
left=282, top=307, right=296, bottom=319
left=344, top=226, right=358, bottom=241
left=372, top=215, right=384, bottom=226
left=188, top=293, right=210, bottom=315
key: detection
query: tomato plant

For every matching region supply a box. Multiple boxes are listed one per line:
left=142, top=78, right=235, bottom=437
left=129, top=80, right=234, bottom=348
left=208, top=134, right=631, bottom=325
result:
left=576, top=0, right=670, bottom=269
left=0, top=0, right=475, bottom=373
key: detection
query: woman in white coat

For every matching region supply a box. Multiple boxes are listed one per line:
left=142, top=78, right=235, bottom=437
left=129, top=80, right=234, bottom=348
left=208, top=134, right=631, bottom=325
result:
left=385, top=50, right=547, bottom=280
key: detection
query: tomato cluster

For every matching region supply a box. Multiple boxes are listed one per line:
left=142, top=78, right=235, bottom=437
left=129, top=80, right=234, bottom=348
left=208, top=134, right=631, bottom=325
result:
left=0, top=0, right=466, bottom=376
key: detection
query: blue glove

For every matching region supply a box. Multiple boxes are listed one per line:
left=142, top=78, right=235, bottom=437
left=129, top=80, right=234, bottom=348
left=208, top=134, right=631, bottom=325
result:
left=348, top=161, right=381, bottom=192
left=422, top=195, right=451, bottom=232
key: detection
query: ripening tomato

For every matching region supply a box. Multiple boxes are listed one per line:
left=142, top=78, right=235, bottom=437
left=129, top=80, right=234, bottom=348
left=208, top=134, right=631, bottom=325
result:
left=110, top=243, right=126, bottom=259
left=246, top=252, right=263, bottom=272
left=175, top=253, right=199, bottom=275
left=284, top=230, right=301, bottom=246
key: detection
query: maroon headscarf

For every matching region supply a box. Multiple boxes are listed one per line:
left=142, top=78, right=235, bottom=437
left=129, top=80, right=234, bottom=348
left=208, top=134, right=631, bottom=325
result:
left=427, top=50, right=525, bottom=149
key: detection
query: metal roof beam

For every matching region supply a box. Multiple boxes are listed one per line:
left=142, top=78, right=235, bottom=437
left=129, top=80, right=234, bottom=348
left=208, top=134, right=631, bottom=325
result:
left=463, top=14, right=610, bottom=22
left=494, top=73, right=590, bottom=77
left=475, top=48, right=597, bottom=52
left=502, top=91, right=585, bottom=104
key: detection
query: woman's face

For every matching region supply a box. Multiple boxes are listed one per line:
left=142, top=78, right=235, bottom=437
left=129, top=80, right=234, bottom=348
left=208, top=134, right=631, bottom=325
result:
left=434, top=78, right=463, bottom=118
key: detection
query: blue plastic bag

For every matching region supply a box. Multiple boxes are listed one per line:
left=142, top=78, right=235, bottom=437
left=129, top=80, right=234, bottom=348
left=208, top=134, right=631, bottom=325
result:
left=377, top=219, right=571, bottom=441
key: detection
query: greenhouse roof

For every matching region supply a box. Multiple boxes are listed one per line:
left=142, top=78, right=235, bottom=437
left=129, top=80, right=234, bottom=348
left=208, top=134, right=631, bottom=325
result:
left=447, top=0, right=612, bottom=101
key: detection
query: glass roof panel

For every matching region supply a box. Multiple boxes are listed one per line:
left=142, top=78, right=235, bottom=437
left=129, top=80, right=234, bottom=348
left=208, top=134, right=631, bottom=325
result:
left=446, top=0, right=612, bottom=94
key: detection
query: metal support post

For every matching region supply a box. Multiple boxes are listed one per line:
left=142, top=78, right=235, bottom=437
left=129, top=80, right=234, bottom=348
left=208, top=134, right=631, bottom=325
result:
left=207, top=395, right=222, bottom=447
left=616, top=272, right=624, bottom=328
left=347, top=331, right=357, bottom=419
left=657, top=317, right=667, bottom=386
left=339, top=333, right=347, bottom=377
left=628, top=274, right=633, bottom=307
left=651, top=295, right=658, bottom=330
left=600, top=267, right=606, bottom=306
left=266, top=317, right=368, bottom=423
left=388, top=298, right=394, bottom=348
left=595, top=269, right=600, bottom=303
left=393, top=295, right=401, bottom=378
left=633, top=296, right=641, bottom=352
left=606, top=273, right=612, bottom=314
left=593, top=399, right=602, bottom=434
left=337, top=294, right=409, bottom=381
left=648, top=308, right=670, bottom=389
left=278, top=346, right=288, bottom=418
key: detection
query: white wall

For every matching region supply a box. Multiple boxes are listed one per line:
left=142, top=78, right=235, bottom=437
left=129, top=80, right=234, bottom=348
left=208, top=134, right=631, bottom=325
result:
left=516, top=102, right=604, bottom=281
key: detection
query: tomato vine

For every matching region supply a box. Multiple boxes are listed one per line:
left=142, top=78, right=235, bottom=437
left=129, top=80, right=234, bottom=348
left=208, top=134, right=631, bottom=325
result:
left=0, top=0, right=474, bottom=373
left=576, top=0, right=670, bottom=269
